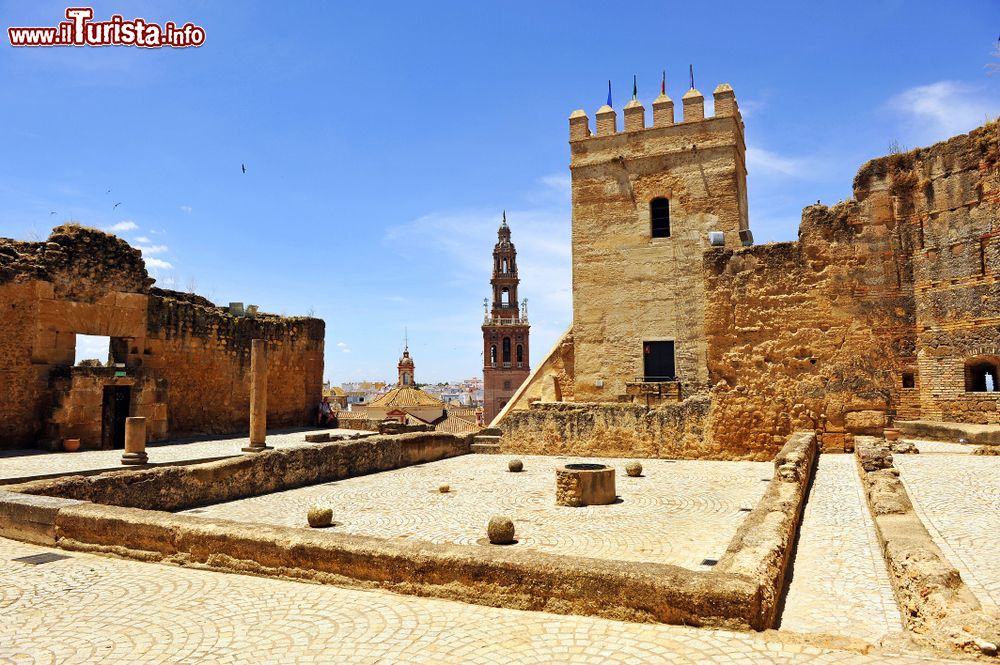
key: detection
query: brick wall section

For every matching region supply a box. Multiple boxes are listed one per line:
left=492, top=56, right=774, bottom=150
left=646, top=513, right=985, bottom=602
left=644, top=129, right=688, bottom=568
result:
left=0, top=224, right=324, bottom=449
left=704, top=200, right=916, bottom=456
left=143, top=294, right=324, bottom=436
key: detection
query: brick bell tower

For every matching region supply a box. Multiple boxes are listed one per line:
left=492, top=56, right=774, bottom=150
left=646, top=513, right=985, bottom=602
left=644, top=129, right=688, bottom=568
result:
left=482, top=212, right=530, bottom=424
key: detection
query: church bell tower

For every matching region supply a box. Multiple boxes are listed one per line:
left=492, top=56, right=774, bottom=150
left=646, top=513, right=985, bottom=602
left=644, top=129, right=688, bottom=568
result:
left=482, top=212, right=530, bottom=424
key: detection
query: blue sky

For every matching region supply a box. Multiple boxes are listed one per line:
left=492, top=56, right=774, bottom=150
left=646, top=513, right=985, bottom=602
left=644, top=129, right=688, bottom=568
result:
left=2, top=1, right=998, bottom=383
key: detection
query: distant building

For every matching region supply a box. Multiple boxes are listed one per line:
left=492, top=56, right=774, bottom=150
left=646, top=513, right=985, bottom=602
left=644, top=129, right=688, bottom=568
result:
left=364, top=342, right=479, bottom=433
left=482, top=213, right=530, bottom=424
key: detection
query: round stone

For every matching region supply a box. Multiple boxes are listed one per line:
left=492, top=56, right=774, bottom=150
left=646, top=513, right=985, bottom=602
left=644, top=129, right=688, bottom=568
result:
left=487, top=516, right=515, bottom=544
left=307, top=506, right=333, bottom=528
left=508, top=459, right=523, bottom=473
left=625, top=462, right=643, bottom=477
left=439, top=484, right=450, bottom=493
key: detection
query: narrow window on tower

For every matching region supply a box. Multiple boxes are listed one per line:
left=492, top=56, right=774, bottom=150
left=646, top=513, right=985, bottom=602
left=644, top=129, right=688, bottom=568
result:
left=501, top=288, right=510, bottom=307
left=502, top=337, right=511, bottom=366
left=651, top=198, right=671, bottom=238
left=490, top=345, right=497, bottom=368
left=516, top=344, right=523, bottom=368
left=502, top=258, right=508, bottom=273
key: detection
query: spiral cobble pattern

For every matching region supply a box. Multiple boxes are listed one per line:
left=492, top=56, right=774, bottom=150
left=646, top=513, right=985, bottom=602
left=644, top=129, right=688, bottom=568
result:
left=896, top=452, right=1000, bottom=611
left=0, top=537, right=956, bottom=664
left=180, top=455, right=771, bottom=568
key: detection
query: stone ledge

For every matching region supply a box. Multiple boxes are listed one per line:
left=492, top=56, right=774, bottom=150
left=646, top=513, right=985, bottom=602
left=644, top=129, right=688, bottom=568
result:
left=50, top=501, right=768, bottom=629
left=715, top=431, right=818, bottom=628
left=895, top=420, right=1000, bottom=445
left=855, top=443, right=999, bottom=657
left=0, top=491, right=86, bottom=544
left=8, top=432, right=469, bottom=512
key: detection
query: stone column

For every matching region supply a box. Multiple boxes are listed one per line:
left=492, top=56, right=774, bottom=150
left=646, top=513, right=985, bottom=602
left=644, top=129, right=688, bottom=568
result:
left=242, top=339, right=272, bottom=452
left=121, top=417, right=148, bottom=465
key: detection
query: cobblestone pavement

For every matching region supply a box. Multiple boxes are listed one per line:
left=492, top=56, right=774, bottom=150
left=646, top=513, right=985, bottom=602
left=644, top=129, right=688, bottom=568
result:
left=896, top=453, right=1000, bottom=611
left=778, top=454, right=902, bottom=643
left=0, top=537, right=955, bottom=664
left=181, top=455, right=770, bottom=568
left=0, top=428, right=366, bottom=482
left=906, top=439, right=976, bottom=454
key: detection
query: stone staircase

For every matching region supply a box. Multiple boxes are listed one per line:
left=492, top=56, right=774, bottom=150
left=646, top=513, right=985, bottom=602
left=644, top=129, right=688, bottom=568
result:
left=470, top=427, right=502, bottom=454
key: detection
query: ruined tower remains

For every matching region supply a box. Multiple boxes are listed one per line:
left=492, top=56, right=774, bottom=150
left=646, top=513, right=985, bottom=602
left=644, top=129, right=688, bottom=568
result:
left=482, top=213, right=530, bottom=423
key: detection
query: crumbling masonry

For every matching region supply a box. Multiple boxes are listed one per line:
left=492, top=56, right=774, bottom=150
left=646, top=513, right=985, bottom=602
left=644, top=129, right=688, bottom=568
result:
left=0, top=225, right=324, bottom=450
left=498, top=84, right=1000, bottom=458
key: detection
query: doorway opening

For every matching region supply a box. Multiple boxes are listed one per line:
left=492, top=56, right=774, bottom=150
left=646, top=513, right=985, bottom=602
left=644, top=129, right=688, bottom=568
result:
left=102, top=385, right=131, bottom=449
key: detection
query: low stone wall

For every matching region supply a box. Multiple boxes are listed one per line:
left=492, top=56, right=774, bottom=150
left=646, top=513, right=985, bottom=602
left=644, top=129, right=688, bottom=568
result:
left=0, top=431, right=819, bottom=632
left=856, top=438, right=998, bottom=657
left=715, top=431, right=818, bottom=627
left=7, top=432, right=468, bottom=512
left=498, top=396, right=741, bottom=460
left=895, top=420, right=1000, bottom=445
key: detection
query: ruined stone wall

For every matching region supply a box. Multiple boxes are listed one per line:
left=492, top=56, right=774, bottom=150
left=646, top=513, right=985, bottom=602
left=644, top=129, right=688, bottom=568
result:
left=490, top=327, right=575, bottom=426
left=499, top=396, right=722, bottom=459
left=0, top=225, right=325, bottom=448
left=0, top=281, right=45, bottom=446
left=853, top=123, right=1000, bottom=424
left=704, top=122, right=1000, bottom=454
left=142, top=292, right=324, bottom=437
left=569, top=87, right=748, bottom=402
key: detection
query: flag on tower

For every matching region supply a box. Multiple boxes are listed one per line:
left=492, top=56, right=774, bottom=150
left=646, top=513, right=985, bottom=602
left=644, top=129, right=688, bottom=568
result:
left=661, top=70, right=666, bottom=95
left=606, top=80, right=612, bottom=107
left=689, top=64, right=694, bottom=90
left=632, top=75, right=637, bottom=100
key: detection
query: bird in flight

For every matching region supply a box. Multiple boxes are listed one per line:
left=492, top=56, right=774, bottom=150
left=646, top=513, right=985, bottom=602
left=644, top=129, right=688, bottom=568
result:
left=50, top=211, right=57, bottom=215
left=113, top=202, right=122, bottom=210
left=241, top=163, right=247, bottom=174
left=106, top=188, right=112, bottom=194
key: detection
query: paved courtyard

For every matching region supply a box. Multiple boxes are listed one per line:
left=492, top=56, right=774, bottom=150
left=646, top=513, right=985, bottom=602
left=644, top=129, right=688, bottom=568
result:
left=896, top=452, right=1000, bottom=611
left=0, top=536, right=955, bottom=664
left=181, top=455, right=772, bottom=568
left=779, top=455, right=902, bottom=643
left=0, top=428, right=366, bottom=483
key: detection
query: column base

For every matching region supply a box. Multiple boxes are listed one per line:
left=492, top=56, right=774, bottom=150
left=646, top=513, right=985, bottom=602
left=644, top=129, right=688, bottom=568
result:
left=121, top=452, right=148, bottom=465
left=241, top=444, right=272, bottom=453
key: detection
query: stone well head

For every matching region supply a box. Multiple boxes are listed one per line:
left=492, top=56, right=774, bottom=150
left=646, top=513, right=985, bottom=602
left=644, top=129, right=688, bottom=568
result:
left=555, top=463, right=616, bottom=507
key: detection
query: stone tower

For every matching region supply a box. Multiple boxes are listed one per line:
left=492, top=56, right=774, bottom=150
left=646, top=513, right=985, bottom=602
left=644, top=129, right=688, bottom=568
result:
left=568, top=81, right=749, bottom=401
left=398, top=338, right=415, bottom=386
left=482, top=213, right=530, bottom=423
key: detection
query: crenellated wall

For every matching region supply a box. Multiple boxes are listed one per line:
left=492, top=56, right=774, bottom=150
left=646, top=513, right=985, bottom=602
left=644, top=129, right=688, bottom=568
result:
left=568, top=84, right=749, bottom=402
left=499, top=105, right=999, bottom=458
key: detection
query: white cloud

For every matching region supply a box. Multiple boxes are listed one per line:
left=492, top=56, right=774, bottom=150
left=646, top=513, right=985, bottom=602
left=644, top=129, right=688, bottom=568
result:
left=145, top=257, right=173, bottom=270
left=106, top=220, right=137, bottom=232
left=136, top=244, right=168, bottom=255
left=746, top=146, right=812, bottom=177
left=180, top=205, right=192, bottom=213
left=337, top=342, right=351, bottom=353
left=887, top=80, right=1000, bottom=145
left=135, top=236, right=151, bottom=243
left=384, top=203, right=572, bottom=361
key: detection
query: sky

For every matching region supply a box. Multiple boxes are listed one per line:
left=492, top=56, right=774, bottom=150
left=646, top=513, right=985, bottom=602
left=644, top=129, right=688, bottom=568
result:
left=2, top=1, right=998, bottom=384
